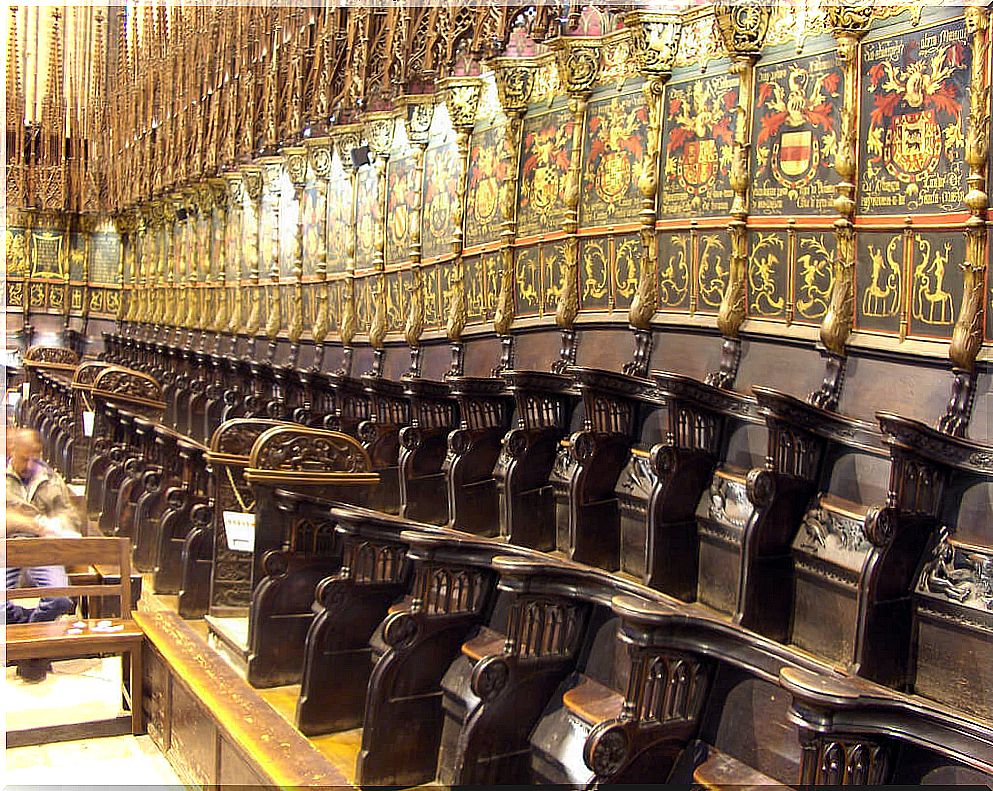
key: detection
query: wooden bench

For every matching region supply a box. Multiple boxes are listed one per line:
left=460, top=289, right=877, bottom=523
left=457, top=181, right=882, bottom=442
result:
left=6, top=536, right=144, bottom=744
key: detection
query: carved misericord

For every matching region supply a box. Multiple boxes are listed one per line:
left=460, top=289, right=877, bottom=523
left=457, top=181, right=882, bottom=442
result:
left=918, top=527, right=993, bottom=612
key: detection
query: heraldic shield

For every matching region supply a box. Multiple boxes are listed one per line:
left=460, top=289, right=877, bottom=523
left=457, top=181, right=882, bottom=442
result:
left=885, top=109, right=942, bottom=182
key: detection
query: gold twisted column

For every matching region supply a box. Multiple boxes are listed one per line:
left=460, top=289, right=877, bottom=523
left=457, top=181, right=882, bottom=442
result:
left=491, top=59, right=536, bottom=373
left=402, top=95, right=436, bottom=377
left=334, top=128, right=362, bottom=376
left=940, top=2, right=990, bottom=435
left=624, top=11, right=683, bottom=377
left=364, top=112, right=396, bottom=376
left=709, top=0, right=770, bottom=388
left=241, top=165, right=264, bottom=359
left=552, top=39, right=601, bottom=373
left=442, top=78, right=482, bottom=377
left=306, top=137, right=333, bottom=371
left=284, top=146, right=309, bottom=367
left=810, top=2, right=873, bottom=409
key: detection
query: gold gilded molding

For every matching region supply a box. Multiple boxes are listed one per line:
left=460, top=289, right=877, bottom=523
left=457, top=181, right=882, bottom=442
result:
left=306, top=137, right=333, bottom=347
left=553, top=38, right=600, bottom=337
left=820, top=2, right=873, bottom=357
left=714, top=0, right=771, bottom=341
left=364, top=112, right=395, bottom=351
left=951, top=3, right=990, bottom=373
left=442, top=78, right=483, bottom=344
left=490, top=58, right=536, bottom=341
left=402, top=95, right=436, bottom=350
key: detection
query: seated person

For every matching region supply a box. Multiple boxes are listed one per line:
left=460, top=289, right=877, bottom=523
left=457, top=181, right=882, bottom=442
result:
left=6, top=428, right=84, bottom=681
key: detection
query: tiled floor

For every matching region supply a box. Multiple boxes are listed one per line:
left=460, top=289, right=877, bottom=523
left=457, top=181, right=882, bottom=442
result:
left=4, top=657, right=181, bottom=785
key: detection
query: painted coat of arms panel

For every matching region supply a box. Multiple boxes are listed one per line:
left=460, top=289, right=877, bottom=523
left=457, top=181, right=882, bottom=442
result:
left=660, top=70, right=739, bottom=219
left=326, top=177, right=353, bottom=274
left=355, top=166, right=380, bottom=271
left=466, top=124, right=509, bottom=249
left=859, top=20, right=970, bottom=215
left=751, top=51, right=843, bottom=216
left=387, top=156, right=419, bottom=266
left=518, top=106, right=574, bottom=239
left=422, top=141, right=461, bottom=261
left=581, top=91, right=648, bottom=228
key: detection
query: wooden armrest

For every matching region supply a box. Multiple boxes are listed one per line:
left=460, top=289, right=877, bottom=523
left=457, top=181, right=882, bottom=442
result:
left=693, top=745, right=790, bottom=790
left=387, top=595, right=414, bottom=615
left=562, top=674, right=624, bottom=726
left=461, top=627, right=506, bottom=661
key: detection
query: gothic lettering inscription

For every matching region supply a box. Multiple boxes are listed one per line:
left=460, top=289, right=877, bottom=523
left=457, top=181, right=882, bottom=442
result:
left=661, top=72, right=738, bottom=218
left=518, top=107, right=574, bottom=239
left=859, top=22, right=970, bottom=215
left=31, top=231, right=64, bottom=279
left=466, top=124, right=508, bottom=248
left=581, top=91, right=648, bottom=228
left=423, top=141, right=460, bottom=261
left=89, top=231, right=122, bottom=285
left=752, top=54, right=842, bottom=215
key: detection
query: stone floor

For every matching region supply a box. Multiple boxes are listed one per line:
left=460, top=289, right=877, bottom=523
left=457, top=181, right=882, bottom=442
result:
left=4, top=657, right=181, bottom=785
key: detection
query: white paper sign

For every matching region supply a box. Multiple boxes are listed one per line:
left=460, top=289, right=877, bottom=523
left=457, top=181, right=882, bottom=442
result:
left=21, top=382, right=30, bottom=399
left=82, top=410, right=96, bottom=437
left=223, top=511, right=256, bottom=552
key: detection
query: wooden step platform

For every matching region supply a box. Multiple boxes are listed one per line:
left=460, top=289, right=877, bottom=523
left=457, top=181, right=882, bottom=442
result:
left=136, top=609, right=353, bottom=787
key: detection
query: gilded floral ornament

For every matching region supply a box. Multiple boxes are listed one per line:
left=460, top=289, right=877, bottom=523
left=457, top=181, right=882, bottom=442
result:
left=364, top=113, right=396, bottom=159
left=826, top=0, right=875, bottom=37
left=241, top=166, right=263, bottom=203
left=490, top=58, right=536, bottom=114
left=283, top=146, right=309, bottom=188
left=713, top=0, right=772, bottom=58
left=306, top=139, right=334, bottom=181
left=625, top=11, right=683, bottom=78
left=442, top=78, right=483, bottom=132
left=554, top=38, right=602, bottom=95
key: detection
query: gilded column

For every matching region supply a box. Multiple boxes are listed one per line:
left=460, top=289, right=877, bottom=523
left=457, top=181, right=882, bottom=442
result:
left=490, top=59, right=536, bottom=372
left=552, top=38, right=601, bottom=372
left=284, top=145, right=309, bottom=366
left=441, top=79, right=483, bottom=377
left=223, top=172, right=246, bottom=355
left=710, top=0, right=771, bottom=388
left=402, top=95, right=436, bottom=378
left=334, top=128, right=362, bottom=376
left=364, top=112, right=396, bottom=376
left=809, top=2, right=873, bottom=409
left=260, top=156, right=285, bottom=362
left=623, top=11, right=683, bottom=377
left=240, top=165, right=264, bottom=359
left=210, top=178, right=229, bottom=354
left=941, top=1, right=990, bottom=435
left=306, top=137, right=333, bottom=371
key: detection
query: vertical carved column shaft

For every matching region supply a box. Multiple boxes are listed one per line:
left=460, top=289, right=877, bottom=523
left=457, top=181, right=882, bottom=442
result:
left=365, top=113, right=395, bottom=359
left=491, top=59, right=536, bottom=371
left=403, top=95, right=435, bottom=368
left=821, top=7, right=872, bottom=357
left=241, top=166, right=264, bottom=347
left=211, top=179, right=229, bottom=348
left=284, top=147, right=309, bottom=362
left=339, top=158, right=359, bottom=358
left=307, top=138, right=333, bottom=367
left=951, top=3, right=990, bottom=373
left=262, top=158, right=284, bottom=358
left=553, top=41, right=600, bottom=370
left=224, top=173, right=245, bottom=344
